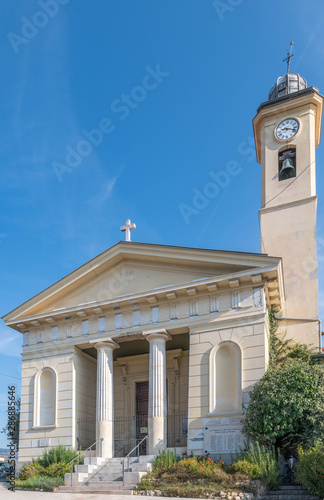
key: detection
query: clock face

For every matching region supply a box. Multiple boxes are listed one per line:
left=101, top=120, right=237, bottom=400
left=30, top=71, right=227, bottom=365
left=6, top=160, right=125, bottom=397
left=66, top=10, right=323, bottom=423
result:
left=276, top=118, right=299, bottom=141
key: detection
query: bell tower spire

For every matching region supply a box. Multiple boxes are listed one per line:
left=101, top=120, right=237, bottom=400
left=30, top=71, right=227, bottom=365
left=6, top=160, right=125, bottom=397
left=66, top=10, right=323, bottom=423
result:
left=253, top=57, right=323, bottom=348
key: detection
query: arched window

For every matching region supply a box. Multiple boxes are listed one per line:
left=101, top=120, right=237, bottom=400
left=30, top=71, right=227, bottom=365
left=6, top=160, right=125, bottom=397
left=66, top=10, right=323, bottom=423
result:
left=209, top=342, right=242, bottom=414
left=34, top=368, right=57, bottom=428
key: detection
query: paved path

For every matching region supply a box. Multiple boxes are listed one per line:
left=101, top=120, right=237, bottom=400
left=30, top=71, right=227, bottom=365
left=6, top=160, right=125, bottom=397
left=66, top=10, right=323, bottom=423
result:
left=0, top=482, right=199, bottom=500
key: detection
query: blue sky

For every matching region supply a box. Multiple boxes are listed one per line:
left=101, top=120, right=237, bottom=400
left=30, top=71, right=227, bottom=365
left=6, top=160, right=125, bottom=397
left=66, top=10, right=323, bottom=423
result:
left=1, top=0, right=324, bottom=446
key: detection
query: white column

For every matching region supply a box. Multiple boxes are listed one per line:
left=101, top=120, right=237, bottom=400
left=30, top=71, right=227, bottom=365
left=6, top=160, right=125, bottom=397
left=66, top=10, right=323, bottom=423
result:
left=95, top=339, right=119, bottom=458
left=145, top=330, right=171, bottom=455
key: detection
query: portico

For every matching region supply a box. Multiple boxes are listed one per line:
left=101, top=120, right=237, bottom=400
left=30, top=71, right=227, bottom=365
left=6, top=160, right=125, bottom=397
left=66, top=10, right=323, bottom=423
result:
left=94, top=329, right=172, bottom=457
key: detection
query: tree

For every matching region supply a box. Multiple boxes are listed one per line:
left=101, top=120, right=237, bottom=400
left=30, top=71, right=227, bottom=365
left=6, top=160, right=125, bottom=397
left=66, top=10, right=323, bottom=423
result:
left=242, top=360, right=324, bottom=452
left=1, top=396, right=20, bottom=450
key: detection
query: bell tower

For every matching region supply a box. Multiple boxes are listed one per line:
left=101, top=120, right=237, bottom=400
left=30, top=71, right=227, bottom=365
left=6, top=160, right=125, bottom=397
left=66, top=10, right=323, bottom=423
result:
left=253, top=68, right=323, bottom=347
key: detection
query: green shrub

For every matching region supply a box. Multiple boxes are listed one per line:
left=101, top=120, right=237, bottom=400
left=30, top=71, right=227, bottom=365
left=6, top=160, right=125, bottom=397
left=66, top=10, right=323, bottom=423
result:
left=153, top=449, right=179, bottom=470
left=232, top=443, right=280, bottom=489
left=243, top=360, right=324, bottom=450
left=19, top=461, right=45, bottom=481
left=295, top=441, right=324, bottom=497
left=16, top=475, right=64, bottom=492
left=136, top=455, right=249, bottom=496
left=231, top=460, right=262, bottom=479
left=41, top=444, right=83, bottom=467
left=176, top=456, right=222, bottom=480
left=44, top=461, right=71, bottom=477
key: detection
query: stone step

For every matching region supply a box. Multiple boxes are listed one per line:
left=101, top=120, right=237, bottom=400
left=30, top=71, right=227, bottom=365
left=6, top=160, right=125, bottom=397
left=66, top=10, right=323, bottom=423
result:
left=265, top=492, right=318, bottom=500
left=85, top=474, right=123, bottom=481
left=57, top=486, right=134, bottom=494
left=81, top=481, right=136, bottom=488
left=280, top=487, right=309, bottom=491
left=96, top=466, right=124, bottom=473
left=268, top=492, right=311, bottom=496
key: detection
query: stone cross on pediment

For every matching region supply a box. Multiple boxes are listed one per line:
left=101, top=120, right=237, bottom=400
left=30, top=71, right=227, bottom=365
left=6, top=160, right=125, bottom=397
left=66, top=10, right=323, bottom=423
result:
left=121, top=219, right=136, bottom=242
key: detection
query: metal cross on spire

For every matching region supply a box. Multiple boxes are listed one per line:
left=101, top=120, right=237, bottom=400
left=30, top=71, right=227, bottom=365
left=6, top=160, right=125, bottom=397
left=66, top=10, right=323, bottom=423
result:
left=121, top=219, right=136, bottom=242
left=283, top=41, right=294, bottom=74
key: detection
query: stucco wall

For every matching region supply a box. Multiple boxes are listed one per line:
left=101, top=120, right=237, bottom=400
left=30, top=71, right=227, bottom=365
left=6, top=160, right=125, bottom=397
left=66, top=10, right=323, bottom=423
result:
left=187, top=317, right=268, bottom=458
left=18, top=350, right=75, bottom=466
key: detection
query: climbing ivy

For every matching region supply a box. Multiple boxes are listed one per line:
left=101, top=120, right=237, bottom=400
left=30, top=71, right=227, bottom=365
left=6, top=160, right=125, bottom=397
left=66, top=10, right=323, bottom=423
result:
left=268, top=308, right=314, bottom=368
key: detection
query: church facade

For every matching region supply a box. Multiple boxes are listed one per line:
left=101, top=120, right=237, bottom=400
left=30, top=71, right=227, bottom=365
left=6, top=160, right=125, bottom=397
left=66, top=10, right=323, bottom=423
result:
left=2, top=72, right=323, bottom=468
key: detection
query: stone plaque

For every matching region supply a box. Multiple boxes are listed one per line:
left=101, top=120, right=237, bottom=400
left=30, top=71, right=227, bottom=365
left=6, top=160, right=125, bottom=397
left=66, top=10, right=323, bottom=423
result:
left=38, top=438, right=50, bottom=447
left=204, top=417, right=243, bottom=454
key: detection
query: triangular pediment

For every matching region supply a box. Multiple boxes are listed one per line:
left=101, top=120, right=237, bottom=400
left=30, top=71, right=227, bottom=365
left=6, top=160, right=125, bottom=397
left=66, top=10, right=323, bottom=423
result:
left=3, top=242, right=281, bottom=324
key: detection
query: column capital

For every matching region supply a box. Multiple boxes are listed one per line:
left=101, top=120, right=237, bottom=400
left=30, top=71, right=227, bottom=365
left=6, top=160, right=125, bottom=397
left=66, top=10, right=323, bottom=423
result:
left=143, top=329, right=171, bottom=343
left=94, top=338, right=120, bottom=351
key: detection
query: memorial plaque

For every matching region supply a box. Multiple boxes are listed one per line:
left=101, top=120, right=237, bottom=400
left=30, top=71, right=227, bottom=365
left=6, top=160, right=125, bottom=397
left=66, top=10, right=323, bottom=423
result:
left=38, top=438, right=50, bottom=447
left=204, top=417, right=243, bottom=454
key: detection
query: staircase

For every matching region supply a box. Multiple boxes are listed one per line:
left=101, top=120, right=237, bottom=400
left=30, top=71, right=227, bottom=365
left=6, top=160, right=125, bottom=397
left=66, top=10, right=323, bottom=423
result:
left=265, top=485, right=320, bottom=500
left=57, top=455, right=153, bottom=494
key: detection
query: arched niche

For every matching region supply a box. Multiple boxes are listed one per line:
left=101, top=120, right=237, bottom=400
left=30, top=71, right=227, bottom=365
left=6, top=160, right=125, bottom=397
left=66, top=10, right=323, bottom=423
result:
left=209, top=342, right=242, bottom=415
left=33, top=367, right=57, bottom=428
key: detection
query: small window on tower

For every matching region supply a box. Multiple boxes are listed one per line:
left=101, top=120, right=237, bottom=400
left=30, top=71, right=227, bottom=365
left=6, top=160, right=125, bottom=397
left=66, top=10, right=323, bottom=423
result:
left=278, top=147, right=296, bottom=181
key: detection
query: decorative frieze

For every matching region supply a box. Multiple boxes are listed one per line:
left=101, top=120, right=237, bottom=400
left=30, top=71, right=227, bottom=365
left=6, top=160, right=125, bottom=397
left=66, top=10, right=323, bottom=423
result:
left=66, top=324, right=72, bottom=338
left=210, top=296, right=218, bottom=313
left=36, top=328, right=43, bottom=344
left=115, top=313, right=122, bottom=331
left=253, top=287, right=264, bottom=308
left=51, top=325, right=58, bottom=342
left=133, top=310, right=140, bottom=327
left=23, top=331, right=29, bottom=346
left=82, top=319, right=89, bottom=336
left=98, top=316, right=105, bottom=334
left=189, top=300, right=198, bottom=317
left=170, top=304, right=177, bottom=320
left=151, top=306, right=159, bottom=324
left=231, top=292, right=240, bottom=309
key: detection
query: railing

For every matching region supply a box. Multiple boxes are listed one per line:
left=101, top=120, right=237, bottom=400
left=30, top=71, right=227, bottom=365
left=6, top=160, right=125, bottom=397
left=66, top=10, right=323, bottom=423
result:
left=68, top=437, right=103, bottom=487
left=114, top=438, right=134, bottom=458
left=76, top=412, right=188, bottom=455
left=167, top=412, right=188, bottom=448
left=122, top=435, right=149, bottom=485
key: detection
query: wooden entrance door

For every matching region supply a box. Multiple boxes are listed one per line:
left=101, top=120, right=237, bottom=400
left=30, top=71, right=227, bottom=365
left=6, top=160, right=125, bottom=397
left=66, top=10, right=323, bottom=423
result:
left=136, top=382, right=148, bottom=453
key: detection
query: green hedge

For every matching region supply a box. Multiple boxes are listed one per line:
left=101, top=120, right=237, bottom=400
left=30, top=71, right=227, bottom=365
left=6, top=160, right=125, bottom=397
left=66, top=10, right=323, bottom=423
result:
left=295, top=441, right=324, bottom=497
left=16, top=475, right=64, bottom=492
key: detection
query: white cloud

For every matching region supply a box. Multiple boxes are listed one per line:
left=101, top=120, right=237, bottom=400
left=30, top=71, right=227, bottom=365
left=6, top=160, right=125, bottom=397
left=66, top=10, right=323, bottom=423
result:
left=86, top=176, right=119, bottom=209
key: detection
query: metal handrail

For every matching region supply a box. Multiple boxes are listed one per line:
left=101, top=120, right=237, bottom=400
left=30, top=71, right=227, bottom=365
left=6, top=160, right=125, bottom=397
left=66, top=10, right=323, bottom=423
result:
left=68, top=437, right=103, bottom=486
left=123, top=435, right=149, bottom=485
left=115, top=438, right=134, bottom=457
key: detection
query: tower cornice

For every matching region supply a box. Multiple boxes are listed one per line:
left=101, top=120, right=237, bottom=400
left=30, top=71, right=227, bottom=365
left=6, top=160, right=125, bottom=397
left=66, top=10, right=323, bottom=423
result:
left=253, top=87, right=323, bottom=164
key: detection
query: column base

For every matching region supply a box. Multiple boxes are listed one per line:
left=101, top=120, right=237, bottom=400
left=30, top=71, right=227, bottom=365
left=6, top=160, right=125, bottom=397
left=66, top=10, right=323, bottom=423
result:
left=96, top=420, right=113, bottom=458
left=148, top=416, right=166, bottom=455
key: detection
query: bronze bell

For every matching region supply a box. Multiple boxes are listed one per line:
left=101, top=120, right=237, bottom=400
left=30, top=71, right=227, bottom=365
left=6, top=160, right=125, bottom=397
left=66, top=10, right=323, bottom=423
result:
left=279, top=158, right=296, bottom=180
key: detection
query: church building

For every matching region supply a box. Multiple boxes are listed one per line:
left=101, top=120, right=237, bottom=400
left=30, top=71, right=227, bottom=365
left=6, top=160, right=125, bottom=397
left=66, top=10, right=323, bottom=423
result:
left=2, top=69, right=323, bottom=472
